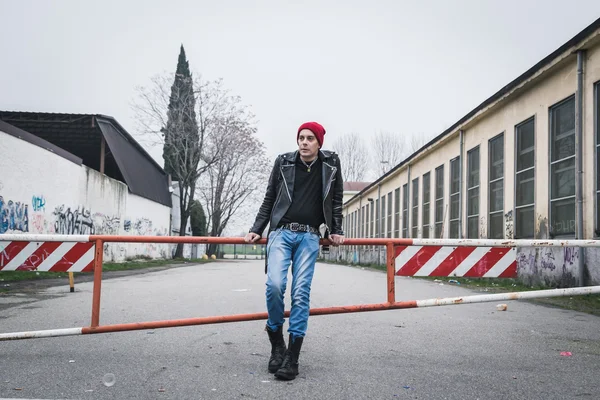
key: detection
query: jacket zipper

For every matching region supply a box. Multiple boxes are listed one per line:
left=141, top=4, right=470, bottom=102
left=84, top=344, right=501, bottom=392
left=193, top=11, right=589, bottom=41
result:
left=322, top=162, right=337, bottom=235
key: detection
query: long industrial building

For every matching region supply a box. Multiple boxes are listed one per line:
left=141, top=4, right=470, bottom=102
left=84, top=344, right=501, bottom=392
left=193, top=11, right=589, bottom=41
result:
left=338, top=17, right=600, bottom=287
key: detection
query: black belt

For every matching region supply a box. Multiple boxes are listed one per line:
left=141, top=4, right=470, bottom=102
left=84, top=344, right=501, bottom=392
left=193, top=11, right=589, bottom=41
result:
left=279, top=222, right=319, bottom=234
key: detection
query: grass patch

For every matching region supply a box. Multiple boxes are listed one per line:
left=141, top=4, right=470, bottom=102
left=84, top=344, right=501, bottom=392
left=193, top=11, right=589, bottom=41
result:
left=0, top=258, right=213, bottom=283
left=318, top=258, right=600, bottom=317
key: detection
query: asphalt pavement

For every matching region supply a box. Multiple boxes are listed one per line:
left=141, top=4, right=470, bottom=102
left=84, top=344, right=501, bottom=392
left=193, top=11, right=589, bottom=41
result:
left=1, top=260, right=599, bottom=399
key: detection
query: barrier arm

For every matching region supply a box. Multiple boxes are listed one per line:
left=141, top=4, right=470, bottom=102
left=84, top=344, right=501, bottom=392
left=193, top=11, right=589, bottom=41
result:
left=1, top=234, right=600, bottom=341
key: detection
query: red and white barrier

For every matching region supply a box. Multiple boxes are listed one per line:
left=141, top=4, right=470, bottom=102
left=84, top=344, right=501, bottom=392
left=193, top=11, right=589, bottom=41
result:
left=395, top=246, right=517, bottom=278
left=0, top=240, right=95, bottom=272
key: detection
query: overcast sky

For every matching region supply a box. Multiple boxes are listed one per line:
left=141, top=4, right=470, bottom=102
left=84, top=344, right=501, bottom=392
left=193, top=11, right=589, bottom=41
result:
left=2, top=1, right=600, bottom=233
left=2, top=1, right=600, bottom=161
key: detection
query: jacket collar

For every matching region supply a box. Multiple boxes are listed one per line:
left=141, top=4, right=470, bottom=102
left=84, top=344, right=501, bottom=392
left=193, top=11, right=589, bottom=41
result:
left=281, top=149, right=334, bottom=162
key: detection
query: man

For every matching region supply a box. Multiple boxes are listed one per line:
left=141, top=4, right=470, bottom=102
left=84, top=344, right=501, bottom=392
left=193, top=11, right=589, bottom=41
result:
left=245, top=121, right=345, bottom=380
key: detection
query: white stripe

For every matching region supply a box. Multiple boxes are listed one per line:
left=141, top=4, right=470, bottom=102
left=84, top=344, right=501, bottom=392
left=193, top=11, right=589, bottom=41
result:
left=413, top=246, right=456, bottom=276
left=0, top=234, right=89, bottom=242
left=0, top=327, right=82, bottom=341
left=68, top=246, right=95, bottom=272
left=447, top=247, right=491, bottom=276
left=36, top=242, right=76, bottom=271
left=1, top=242, right=40, bottom=271
left=395, top=246, right=422, bottom=272
left=483, top=248, right=517, bottom=278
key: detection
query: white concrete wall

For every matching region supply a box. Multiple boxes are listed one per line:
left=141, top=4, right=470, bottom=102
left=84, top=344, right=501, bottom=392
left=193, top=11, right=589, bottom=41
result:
left=0, top=129, right=173, bottom=262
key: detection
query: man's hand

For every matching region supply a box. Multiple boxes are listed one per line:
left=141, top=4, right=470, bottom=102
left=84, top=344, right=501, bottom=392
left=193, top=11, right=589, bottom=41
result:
left=329, top=234, right=345, bottom=246
left=245, top=232, right=261, bottom=243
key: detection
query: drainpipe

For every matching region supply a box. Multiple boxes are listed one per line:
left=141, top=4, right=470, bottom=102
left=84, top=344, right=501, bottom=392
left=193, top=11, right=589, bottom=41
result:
left=576, top=50, right=586, bottom=286
left=459, top=130, right=464, bottom=239
left=358, top=196, right=362, bottom=265
left=407, top=165, right=411, bottom=237
left=377, top=184, right=381, bottom=264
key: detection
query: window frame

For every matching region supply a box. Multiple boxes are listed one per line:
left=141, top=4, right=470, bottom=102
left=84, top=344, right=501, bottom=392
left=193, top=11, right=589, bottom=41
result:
left=412, top=177, right=419, bottom=238
left=548, top=95, right=576, bottom=238
left=488, top=133, right=505, bottom=239
left=394, top=188, right=400, bottom=238
left=449, top=156, right=461, bottom=238
left=434, top=164, right=444, bottom=238
left=466, top=146, right=480, bottom=239
left=402, top=183, right=409, bottom=238
left=514, top=116, right=536, bottom=239
left=422, top=171, right=431, bottom=238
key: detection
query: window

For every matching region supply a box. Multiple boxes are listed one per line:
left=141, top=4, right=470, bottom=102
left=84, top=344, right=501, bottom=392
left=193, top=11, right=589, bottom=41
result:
left=402, top=184, right=409, bottom=238
left=371, top=201, right=375, bottom=238
left=387, top=192, right=393, bottom=237
left=380, top=195, right=386, bottom=237
left=515, top=117, right=535, bottom=238
left=550, top=96, right=576, bottom=237
left=449, top=157, right=461, bottom=238
left=435, top=165, right=444, bottom=238
left=467, top=147, right=480, bottom=238
left=375, top=199, right=379, bottom=238
left=394, top=188, right=400, bottom=237
left=412, top=178, right=419, bottom=238
left=422, top=172, right=431, bottom=238
left=365, top=204, right=370, bottom=238
left=361, top=206, right=365, bottom=238
left=488, top=134, right=504, bottom=239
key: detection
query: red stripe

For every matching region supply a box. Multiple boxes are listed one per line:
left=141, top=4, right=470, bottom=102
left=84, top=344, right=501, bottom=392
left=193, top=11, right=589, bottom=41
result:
left=464, top=247, right=509, bottom=277
left=80, top=259, right=94, bottom=272
left=498, top=261, right=517, bottom=278
left=396, top=246, right=442, bottom=276
left=395, top=246, right=407, bottom=258
left=15, top=242, right=62, bottom=271
left=0, top=241, right=29, bottom=270
left=428, top=246, right=477, bottom=277
left=49, top=242, right=94, bottom=272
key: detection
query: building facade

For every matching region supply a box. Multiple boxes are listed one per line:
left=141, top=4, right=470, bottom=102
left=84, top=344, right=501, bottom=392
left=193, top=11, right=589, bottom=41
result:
left=0, top=112, right=183, bottom=262
left=339, top=18, right=600, bottom=287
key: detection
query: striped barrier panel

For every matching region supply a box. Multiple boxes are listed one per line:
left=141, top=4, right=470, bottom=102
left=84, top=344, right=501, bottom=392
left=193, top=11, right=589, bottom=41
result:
left=0, top=240, right=95, bottom=272
left=395, top=246, right=517, bottom=278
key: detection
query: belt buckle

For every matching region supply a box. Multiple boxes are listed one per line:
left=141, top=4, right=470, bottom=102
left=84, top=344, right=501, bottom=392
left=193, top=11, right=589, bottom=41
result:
left=290, top=222, right=299, bottom=232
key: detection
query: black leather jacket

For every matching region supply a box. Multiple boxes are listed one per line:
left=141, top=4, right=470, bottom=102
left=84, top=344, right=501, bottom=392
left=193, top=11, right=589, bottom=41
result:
left=250, top=149, right=345, bottom=238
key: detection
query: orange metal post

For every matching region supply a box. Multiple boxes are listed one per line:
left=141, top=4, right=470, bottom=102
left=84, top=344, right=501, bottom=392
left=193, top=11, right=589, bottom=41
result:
left=91, top=239, right=104, bottom=327
left=386, top=242, right=396, bottom=304
left=80, top=301, right=420, bottom=335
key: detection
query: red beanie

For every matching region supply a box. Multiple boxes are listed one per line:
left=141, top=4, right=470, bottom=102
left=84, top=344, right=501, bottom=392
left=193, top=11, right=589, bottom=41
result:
left=297, top=121, right=326, bottom=147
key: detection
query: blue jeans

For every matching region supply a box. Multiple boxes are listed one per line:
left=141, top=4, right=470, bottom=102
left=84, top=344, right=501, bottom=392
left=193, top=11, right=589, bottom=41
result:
left=265, top=228, right=320, bottom=338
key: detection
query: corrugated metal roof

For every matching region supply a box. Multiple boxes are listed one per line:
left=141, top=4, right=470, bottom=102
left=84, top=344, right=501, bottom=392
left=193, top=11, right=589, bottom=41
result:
left=0, top=111, right=171, bottom=207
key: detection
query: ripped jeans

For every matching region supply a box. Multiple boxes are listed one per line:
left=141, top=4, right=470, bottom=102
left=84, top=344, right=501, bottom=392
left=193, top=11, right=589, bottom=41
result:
left=265, top=227, right=320, bottom=338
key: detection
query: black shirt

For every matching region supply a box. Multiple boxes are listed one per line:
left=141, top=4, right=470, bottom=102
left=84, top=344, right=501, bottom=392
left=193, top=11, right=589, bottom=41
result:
left=279, top=156, right=325, bottom=229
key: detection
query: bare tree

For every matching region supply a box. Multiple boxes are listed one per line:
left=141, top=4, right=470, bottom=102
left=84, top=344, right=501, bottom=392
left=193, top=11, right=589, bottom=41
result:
left=198, top=113, right=270, bottom=257
left=132, top=68, right=240, bottom=257
left=409, top=134, right=430, bottom=154
left=371, top=131, right=407, bottom=176
left=331, top=133, right=371, bottom=182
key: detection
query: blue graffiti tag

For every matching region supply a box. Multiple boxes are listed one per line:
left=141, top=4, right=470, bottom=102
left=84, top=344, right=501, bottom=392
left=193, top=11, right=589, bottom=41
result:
left=0, top=196, right=29, bottom=233
left=32, top=195, right=46, bottom=212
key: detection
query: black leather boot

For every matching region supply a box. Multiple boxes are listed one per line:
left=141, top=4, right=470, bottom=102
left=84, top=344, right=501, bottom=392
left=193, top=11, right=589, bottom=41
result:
left=274, top=334, right=303, bottom=380
left=266, top=325, right=286, bottom=373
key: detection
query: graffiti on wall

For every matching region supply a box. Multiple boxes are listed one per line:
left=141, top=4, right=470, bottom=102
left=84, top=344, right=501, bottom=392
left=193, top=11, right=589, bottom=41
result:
left=0, top=196, right=29, bottom=234
left=32, top=195, right=46, bottom=212
left=504, top=210, right=513, bottom=240
left=53, top=205, right=95, bottom=235
left=52, top=205, right=122, bottom=235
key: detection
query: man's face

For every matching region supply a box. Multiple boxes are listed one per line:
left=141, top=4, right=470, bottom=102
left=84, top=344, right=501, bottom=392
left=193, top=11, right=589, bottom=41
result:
left=297, top=129, right=320, bottom=160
